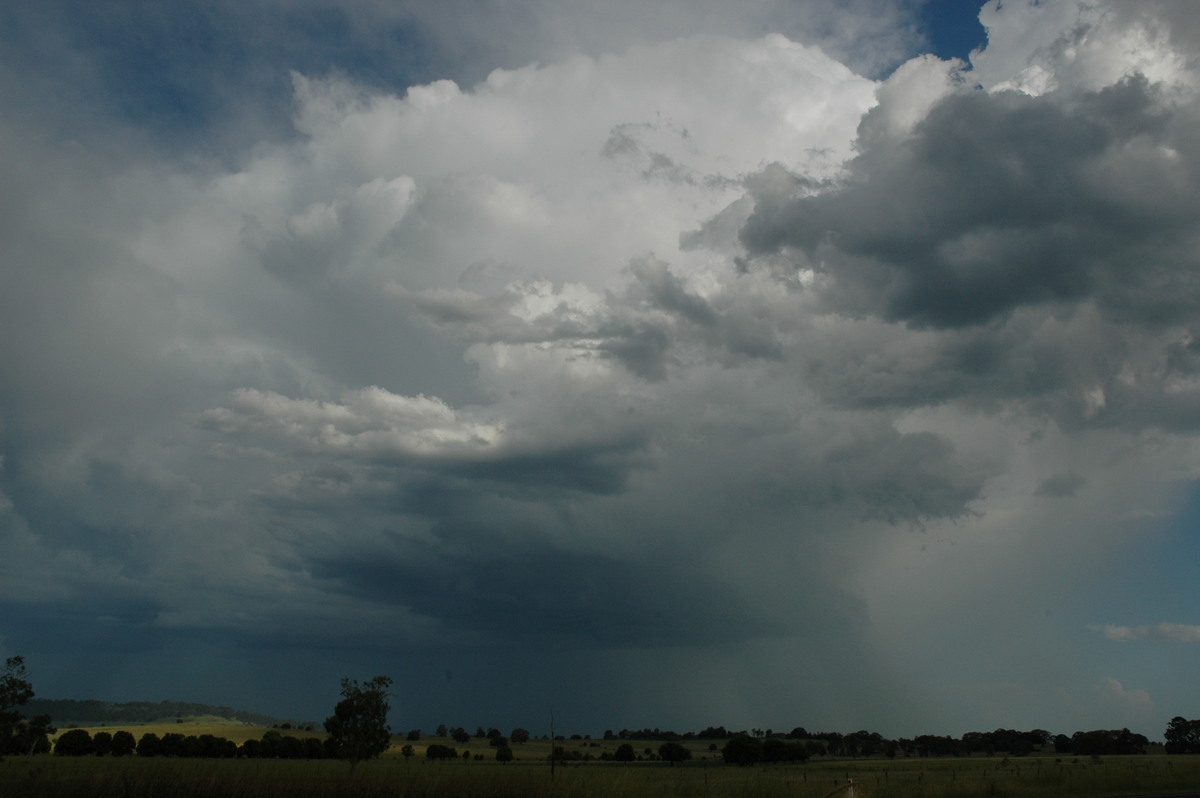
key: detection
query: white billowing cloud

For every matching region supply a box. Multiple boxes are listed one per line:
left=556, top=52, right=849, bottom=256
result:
left=1092, top=622, right=1200, bottom=643
left=971, top=0, right=1193, bottom=96
left=201, top=387, right=503, bottom=458
left=858, top=53, right=966, bottom=145
left=268, top=34, right=875, bottom=290
left=1095, top=677, right=1154, bottom=717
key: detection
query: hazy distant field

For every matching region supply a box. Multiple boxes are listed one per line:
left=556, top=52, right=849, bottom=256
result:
left=6, top=741, right=1200, bottom=798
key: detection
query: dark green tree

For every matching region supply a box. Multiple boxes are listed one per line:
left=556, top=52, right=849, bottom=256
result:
left=763, top=738, right=809, bottom=763
left=451, top=727, right=471, bottom=744
left=111, top=730, right=136, bottom=757
left=406, top=729, right=421, bottom=741
left=496, top=745, right=514, bottom=763
left=1, top=656, right=40, bottom=756
left=658, top=741, right=692, bottom=765
left=6, top=714, right=54, bottom=757
left=323, top=675, right=393, bottom=770
left=722, top=735, right=764, bottom=766
left=426, top=743, right=457, bottom=759
left=137, top=733, right=162, bottom=757
left=614, top=742, right=636, bottom=761
left=1165, top=717, right=1200, bottom=754
left=1071, top=728, right=1148, bottom=756
left=55, top=729, right=93, bottom=756
left=92, top=730, right=114, bottom=756
left=510, top=727, right=530, bottom=744
left=160, top=732, right=187, bottom=757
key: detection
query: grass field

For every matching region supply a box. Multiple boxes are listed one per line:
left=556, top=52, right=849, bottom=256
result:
left=6, top=740, right=1200, bottom=798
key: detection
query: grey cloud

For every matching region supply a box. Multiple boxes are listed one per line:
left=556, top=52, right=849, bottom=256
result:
left=815, top=427, right=986, bottom=524
left=629, top=256, right=719, bottom=327
left=201, top=386, right=652, bottom=501
left=11, top=0, right=1200, bottom=739
left=1035, top=472, right=1086, bottom=498
left=597, top=322, right=673, bottom=381
left=401, top=259, right=785, bottom=382
left=309, top=535, right=786, bottom=648
left=741, top=75, right=1199, bottom=329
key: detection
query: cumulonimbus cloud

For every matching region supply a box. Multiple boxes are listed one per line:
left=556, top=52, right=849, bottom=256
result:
left=5, top=0, right=1200, bottom=735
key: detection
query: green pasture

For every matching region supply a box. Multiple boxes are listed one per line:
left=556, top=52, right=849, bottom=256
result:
left=5, top=747, right=1200, bottom=798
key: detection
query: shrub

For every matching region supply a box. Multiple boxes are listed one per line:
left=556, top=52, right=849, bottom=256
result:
left=659, top=741, right=692, bottom=765
left=111, top=730, right=136, bottom=757
left=55, top=729, right=93, bottom=756
left=425, top=744, right=457, bottom=760
left=722, top=735, right=764, bottom=766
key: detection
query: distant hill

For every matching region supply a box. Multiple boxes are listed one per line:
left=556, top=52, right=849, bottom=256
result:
left=24, top=698, right=294, bottom=728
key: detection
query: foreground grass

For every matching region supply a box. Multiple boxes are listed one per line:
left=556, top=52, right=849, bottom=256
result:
left=4, top=752, right=1200, bottom=798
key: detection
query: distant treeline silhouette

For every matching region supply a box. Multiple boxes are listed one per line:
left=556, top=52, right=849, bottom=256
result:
left=596, top=726, right=1158, bottom=759
left=44, top=724, right=1180, bottom=762
left=54, top=729, right=332, bottom=759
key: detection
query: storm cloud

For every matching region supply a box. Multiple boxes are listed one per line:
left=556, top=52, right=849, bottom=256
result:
left=3, top=0, right=1200, bottom=738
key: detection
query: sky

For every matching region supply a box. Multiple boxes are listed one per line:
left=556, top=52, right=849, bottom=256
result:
left=2, top=0, right=1200, bottom=741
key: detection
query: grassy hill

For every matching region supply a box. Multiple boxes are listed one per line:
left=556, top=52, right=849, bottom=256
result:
left=25, top=698, right=297, bottom=729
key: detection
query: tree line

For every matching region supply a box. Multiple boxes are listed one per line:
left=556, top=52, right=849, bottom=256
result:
left=7, top=657, right=1200, bottom=768
left=52, top=728, right=332, bottom=759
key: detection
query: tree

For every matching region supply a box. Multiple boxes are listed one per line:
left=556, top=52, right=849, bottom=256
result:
left=614, top=742, right=636, bottom=762
left=1165, top=717, right=1200, bottom=754
left=1, top=656, right=42, bottom=757
left=436, top=724, right=448, bottom=737
left=451, top=727, right=471, bottom=744
left=406, top=729, right=421, bottom=741
left=137, top=733, right=163, bottom=757
left=5, top=713, right=54, bottom=758
left=510, top=727, right=530, bottom=744
left=1071, top=728, right=1148, bottom=756
left=763, top=738, right=809, bottom=763
left=659, top=741, right=692, bottom=765
left=401, top=744, right=415, bottom=761
left=496, top=745, right=514, bottom=763
left=426, top=743, right=457, bottom=760
left=111, top=730, right=136, bottom=757
left=55, top=729, right=93, bottom=756
left=722, top=735, right=764, bottom=766
left=92, top=731, right=114, bottom=756
left=323, top=675, right=393, bottom=770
